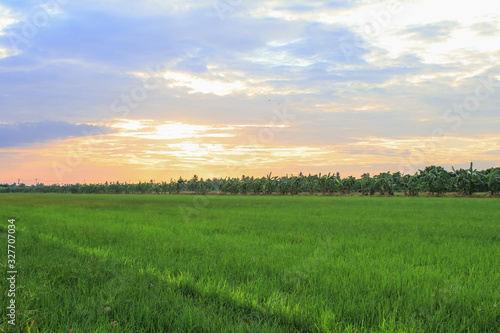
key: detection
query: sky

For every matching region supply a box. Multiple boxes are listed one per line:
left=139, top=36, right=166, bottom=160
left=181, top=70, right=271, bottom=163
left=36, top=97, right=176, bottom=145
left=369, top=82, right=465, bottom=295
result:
left=0, top=0, right=499, bottom=185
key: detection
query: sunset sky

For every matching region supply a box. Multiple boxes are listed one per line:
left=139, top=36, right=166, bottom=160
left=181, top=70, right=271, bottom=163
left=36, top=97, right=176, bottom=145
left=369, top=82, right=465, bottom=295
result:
left=1, top=0, right=499, bottom=185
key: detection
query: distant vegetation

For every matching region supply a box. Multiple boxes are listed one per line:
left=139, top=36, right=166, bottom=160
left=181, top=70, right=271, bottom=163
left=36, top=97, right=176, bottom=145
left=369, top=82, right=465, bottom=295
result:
left=2, top=163, right=499, bottom=196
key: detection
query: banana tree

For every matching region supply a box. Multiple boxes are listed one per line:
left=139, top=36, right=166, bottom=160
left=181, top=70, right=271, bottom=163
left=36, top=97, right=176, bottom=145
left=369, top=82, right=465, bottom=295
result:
left=452, top=162, right=484, bottom=196
left=240, top=176, right=251, bottom=194
left=434, top=171, right=450, bottom=196
left=338, top=176, right=356, bottom=195
left=360, top=174, right=373, bottom=196
left=174, top=177, right=186, bottom=194
left=289, top=175, right=301, bottom=195
left=305, top=174, right=318, bottom=195
left=488, top=168, right=500, bottom=195
left=452, top=168, right=467, bottom=195
left=249, top=177, right=263, bottom=195
left=326, top=175, right=340, bottom=195
left=263, top=173, right=278, bottom=195
left=318, top=173, right=330, bottom=195
left=222, top=177, right=232, bottom=194
left=419, top=166, right=451, bottom=195
left=228, top=178, right=241, bottom=195
left=277, top=176, right=290, bottom=195
left=195, top=178, right=208, bottom=194
left=374, top=172, right=394, bottom=196
left=347, top=176, right=358, bottom=195
left=402, top=173, right=421, bottom=196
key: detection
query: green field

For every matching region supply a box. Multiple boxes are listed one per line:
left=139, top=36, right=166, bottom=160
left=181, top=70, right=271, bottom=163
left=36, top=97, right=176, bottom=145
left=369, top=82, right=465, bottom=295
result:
left=1, top=194, right=499, bottom=332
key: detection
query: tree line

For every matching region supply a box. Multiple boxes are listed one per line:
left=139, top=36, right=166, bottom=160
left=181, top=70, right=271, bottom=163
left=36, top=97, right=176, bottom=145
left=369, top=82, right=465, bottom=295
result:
left=1, top=163, right=499, bottom=196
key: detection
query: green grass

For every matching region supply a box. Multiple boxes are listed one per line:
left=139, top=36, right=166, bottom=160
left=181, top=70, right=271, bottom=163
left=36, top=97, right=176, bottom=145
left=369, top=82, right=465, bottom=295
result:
left=1, top=194, right=499, bottom=332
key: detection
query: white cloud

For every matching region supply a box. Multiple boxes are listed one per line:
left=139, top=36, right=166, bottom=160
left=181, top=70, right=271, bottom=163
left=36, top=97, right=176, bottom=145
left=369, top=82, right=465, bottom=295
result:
left=163, top=71, right=246, bottom=96
left=366, top=1, right=500, bottom=64
left=0, top=5, right=18, bottom=35
left=0, top=47, right=14, bottom=59
left=0, top=4, right=19, bottom=59
left=71, top=0, right=207, bottom=17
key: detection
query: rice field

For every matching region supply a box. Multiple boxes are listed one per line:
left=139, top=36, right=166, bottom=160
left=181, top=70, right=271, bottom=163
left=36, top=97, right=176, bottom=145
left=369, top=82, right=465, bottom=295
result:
left=0, top=194, right=499, bottom=332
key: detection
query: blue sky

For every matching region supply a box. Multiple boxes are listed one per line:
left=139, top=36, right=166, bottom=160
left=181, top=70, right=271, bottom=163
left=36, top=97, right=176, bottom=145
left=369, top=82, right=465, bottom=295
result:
left=0, top=0, right=499, bottom=184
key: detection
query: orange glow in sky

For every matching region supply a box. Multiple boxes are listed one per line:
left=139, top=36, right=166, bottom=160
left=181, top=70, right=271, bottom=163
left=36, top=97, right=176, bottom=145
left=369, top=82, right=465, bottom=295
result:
left=2, top=117, right=499, bottom=185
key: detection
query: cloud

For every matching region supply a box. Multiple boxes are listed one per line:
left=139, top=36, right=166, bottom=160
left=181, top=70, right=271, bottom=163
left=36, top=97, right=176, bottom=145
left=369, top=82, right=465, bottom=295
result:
left=400, top=21, right=460, bottom=43
left=275, top=0, right=359, bottom=13
left=0, top=4, right=19, bottom=58
left=469, top=21, right=499, bottom=36
left=0, top=4, right=17, bottom=31
left=268, top=23, right=370, bottom=65
left=0, top=0, right=499, bottom=182
left=0, top=121, right=113, bottom=147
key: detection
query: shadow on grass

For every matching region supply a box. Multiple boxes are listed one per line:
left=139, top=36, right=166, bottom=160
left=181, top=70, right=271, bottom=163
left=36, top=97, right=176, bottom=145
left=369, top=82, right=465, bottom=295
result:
left=27, top=232, right=322, bottom=332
